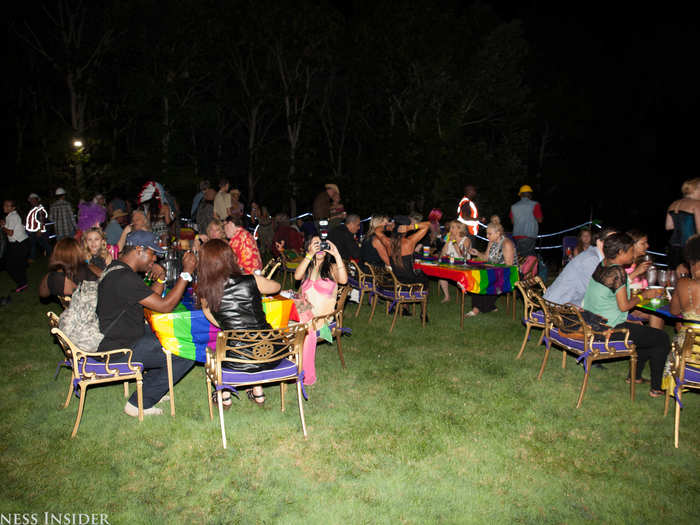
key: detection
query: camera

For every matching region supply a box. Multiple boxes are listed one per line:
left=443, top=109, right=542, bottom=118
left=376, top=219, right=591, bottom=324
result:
left=319, top=219, right=330, bottom=250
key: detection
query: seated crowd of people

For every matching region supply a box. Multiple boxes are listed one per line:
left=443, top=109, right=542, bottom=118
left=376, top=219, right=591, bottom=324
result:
left=16, top=177, right=699, bottom=418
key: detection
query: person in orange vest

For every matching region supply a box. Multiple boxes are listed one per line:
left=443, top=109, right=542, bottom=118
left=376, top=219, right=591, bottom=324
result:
left=457, top=184, right=481, bottom=236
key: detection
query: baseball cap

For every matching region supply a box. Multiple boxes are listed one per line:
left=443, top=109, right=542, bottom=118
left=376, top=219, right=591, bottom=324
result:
left=111, top=209, right=128, bottom=219
left=27, top=193, right=40, bottom=201
left=125, top=231, right=166, bottom=255
left=55, top=188, right=67, bottom=195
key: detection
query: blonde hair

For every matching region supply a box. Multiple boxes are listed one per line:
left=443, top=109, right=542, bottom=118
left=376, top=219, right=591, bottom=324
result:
left=450, top=220, right=467, bottom=237
left=82, top=226, right=110, bottom=260
left=682, top=178, right=700, bottom=197
left=367, top=215, right=389, bottom=237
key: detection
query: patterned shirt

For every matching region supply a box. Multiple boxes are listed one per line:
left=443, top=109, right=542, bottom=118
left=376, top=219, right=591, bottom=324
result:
left=228, top=228, right=262, bottom=275
left=49, top=199, right=76, bottom=239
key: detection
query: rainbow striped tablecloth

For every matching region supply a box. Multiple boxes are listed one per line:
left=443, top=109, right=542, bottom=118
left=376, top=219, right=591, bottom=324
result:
left=145, top=290, right=298, bottom=362
left=414, top=260, right=518, bottom=295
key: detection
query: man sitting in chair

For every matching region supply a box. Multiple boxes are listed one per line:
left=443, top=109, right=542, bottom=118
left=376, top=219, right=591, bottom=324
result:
left=543, top=228, right=618, bottom=306
left=97, top=231, right=196, bottom=417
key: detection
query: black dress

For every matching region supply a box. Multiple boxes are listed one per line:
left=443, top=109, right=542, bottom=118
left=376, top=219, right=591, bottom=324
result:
left=360, top=234, right=385, bottom=267
left=212, top=274, right=280, bottom=371
left=391, top=254, right=428, bottom=285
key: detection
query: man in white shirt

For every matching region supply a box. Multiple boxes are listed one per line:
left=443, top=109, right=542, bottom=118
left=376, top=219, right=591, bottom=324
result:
left=1, top=200, right=30, bottom=292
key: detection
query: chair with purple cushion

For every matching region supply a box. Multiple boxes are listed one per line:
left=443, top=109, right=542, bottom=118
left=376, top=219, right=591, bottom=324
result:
left=367, top=264, right=428, bottom=333
left=261, top=257, right=282, bottom=280
left=346, top=260, right=374, bottom=318
left=48, top=319, right=144, bottom=437
left=664, top=328, right=700, bottom=447
left=536, top=297, right=637, bottom=408
left=308, top=285, right=351, bottom=368
left=205, top=324, right=308, bottom=449
left=513, top=276, right=547, bottom=360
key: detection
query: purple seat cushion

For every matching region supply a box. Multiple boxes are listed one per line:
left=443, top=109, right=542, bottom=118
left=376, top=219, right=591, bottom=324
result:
left=683, top=366, right=700, bottom=384
left=221, top=358, right=299, bottom=384
left=79, top=357, right=143, bottom=376
left=546, top=327, right=632, bottom=353
left=525, top=309, right=545, bottom=325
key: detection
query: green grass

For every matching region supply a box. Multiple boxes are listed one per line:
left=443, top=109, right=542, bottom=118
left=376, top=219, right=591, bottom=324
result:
left=1, top=262, right=698, bottom=524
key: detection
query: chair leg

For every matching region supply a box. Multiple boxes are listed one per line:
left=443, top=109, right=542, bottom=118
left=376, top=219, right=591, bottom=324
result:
left=576, top=360, right=592, bottom=408
left=561, top=350, right=567, bottom=369
left=70, top=384, right=87, bottom=438
left=629, top=356, right=637, bottom=402
left=368, top=295, right=378, bottom=323
left=124, top=382, right=129, bottom=398
left=664, top=385, right=671, bottom=417
left=206, top=379, right=214, bottom=420
left=516, top=324, right=532, bottom=360
left=165, top=350, right=175, bottom=417
left=674, top=391, right=681, bottom=448
left=281, top=382, right=287, bottom=411
left=63, top=378, right=74, bottom=409
left=537, top=343, right=551, bottom=380
left=421, top=300, right=427, bottom=327
left=296, top=380, right=308, bottom=438
left=136, top=379, right=143, bottom=423
left=537, top=331, right=545, bottom=346
left=389, top=303, right=400, bottom=333
left=355, top=290, right=364, bottom=317
left=218, top=394, right=228, bottom=449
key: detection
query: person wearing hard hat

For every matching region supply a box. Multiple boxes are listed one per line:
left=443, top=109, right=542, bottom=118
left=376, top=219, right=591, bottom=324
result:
left=509, top=184, right=543, bottom=257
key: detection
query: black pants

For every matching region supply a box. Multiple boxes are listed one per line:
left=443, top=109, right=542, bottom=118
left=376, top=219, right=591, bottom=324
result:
left=472, top=293, right=498, bottom=313
left=115, top=329, right=194, bottom=409
left=616, top=322, right=670, bottom=391
left=6, top=239, right=30, bottom=288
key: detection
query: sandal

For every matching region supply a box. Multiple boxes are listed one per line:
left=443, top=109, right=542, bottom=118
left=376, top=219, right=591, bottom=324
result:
left=212, top=391, right=233, bottom=410
left=649, top=389, right=664, bottom=398
left=247, top=389, right=265, bottom=406
left=625, top=377, right=649, bottom=384
left=465, top=311, right=479, bottom=318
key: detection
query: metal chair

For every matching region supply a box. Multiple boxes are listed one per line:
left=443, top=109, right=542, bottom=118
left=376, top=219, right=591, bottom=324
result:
left=261, top=258, right=282, bottom=280
left=346, top=260, right=374, bottom=318
left=48, top=315, right=144, bottom=437
left=664, top=328, right=700, bottom=447
left=307, top=285, right=351, bottom=368
left=204, top=324, right=308, bottom=448
left=513, top=276, right=547, bottom=359
left=366, top=264, right=428, bottom=333
left=536, top=297, right=637, bottom=408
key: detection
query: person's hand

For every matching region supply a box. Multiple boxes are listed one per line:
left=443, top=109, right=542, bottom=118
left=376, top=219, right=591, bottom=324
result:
left=468, top=247, right=479, bottom=257
left=274, top=240, right=285, bottom=253
left=123, top=224, right=133, bottom=235
left=326, top=240, right=341, bottom=260
left=148, top=263, right=166, bottom=283
left=384, top=222, right=395, bottom=232
left=307, top=238, right=321, bottom=257
left=630, top=260, right=652, bottom=279
left=182, top=251, right=197, bottom=274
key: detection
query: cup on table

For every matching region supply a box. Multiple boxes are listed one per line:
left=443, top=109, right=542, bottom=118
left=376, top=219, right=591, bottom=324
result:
left=646, top=266, right=657, bottom=287
left=657, top=269, right=668, bottom=287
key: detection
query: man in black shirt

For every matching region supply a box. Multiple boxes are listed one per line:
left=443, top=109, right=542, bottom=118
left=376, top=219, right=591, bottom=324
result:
left=97, top=231, right=197, bottom=416
left=327, top=214, right=361, bottom=261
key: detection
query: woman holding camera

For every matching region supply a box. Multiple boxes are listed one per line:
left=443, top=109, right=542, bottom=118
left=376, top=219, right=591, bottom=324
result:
left=293, top=235, right=347, bottom=385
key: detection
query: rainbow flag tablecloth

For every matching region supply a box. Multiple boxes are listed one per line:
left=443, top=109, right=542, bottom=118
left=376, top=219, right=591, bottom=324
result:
left=414, top=260, right=518, bottom=295
left=145, top=290, right=298, bottom=362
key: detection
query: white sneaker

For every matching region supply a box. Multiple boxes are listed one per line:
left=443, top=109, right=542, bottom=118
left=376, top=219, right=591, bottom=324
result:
left=124, top=401, right=163, bottom=417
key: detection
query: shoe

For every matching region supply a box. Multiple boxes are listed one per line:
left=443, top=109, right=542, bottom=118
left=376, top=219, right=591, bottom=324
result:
left=625, top=377, right=648, bottom=384
left=14, top=284, right=28, bottom=293
left=212, top=391, right=233, bottom=410
left=247, top=389, right=265, bottom=406
left=649, top=389, right=664, bottom=398
left=124, top=401, right=163, bottom=417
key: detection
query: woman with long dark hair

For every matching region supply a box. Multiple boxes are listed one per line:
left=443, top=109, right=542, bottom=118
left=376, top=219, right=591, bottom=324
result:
left=292, top=235, right=347, bottom=385
left=374, top=216, right=431, bottom=285
left=39, top=237, right=100, bottom=298
left=198, top=239, right=281, bottom=406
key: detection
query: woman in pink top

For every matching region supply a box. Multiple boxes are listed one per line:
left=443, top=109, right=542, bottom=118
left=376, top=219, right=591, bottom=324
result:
left=293, top=235, right=347, bottom=385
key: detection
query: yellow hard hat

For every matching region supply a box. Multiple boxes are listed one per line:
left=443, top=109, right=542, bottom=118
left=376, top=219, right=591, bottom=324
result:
left=518, top=184, right=533, bottom=195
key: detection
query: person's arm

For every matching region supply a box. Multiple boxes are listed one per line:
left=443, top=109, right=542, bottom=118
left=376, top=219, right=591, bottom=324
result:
left=694, top=204, right=700, bottom=234
left=87, top=263, right=103, bottom=278
left=117, top=224, right=132, bottom=252
left=502, top=238, right=516, bottom=266
left=665, top=211, right=674, bottom=231
left=533, top=203, right=543, bottom=224
left=373, top=224, right=393, bottom=253
left=616, top=284, right=662, bottom=312
left=39, top=273, right=51, bottom=298
left=294, top=238, right=320, bottom=280
left=628, top=261, right=651, bottom=281
left=139, top=252, right=196, bottom=313
left=469, top=243, right=488, bottom=261
left=399, top=221, right=431, bottom=252
left=200, top=298, right=221, bottom=328
left=254, top=274, right=281, bottom=295
left=326, top=240, right=348, bottom=284
left=371, top=237, right=391, bottom=266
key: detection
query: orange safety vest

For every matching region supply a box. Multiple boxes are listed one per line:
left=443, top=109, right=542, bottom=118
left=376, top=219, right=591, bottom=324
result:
left=456, top=197, right=479, bottom=235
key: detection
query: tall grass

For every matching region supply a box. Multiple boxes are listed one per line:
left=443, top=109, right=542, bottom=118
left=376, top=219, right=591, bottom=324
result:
left=0, top=265, right=697, bottom=524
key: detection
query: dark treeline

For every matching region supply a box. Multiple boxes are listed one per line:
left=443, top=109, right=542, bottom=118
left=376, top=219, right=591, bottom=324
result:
left=9, top=0, right=658, bottom=238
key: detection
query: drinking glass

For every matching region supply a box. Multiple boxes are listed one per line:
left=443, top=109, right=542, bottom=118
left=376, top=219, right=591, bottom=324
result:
left=668, top=271, right=678, bottom=287
left=657, top=269, right=668, bottom=287
left=646, top=266, right=657, bottom=287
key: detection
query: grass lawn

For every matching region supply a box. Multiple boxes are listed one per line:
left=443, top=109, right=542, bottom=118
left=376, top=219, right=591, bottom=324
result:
left=1, top=261, right=698, bottom=524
